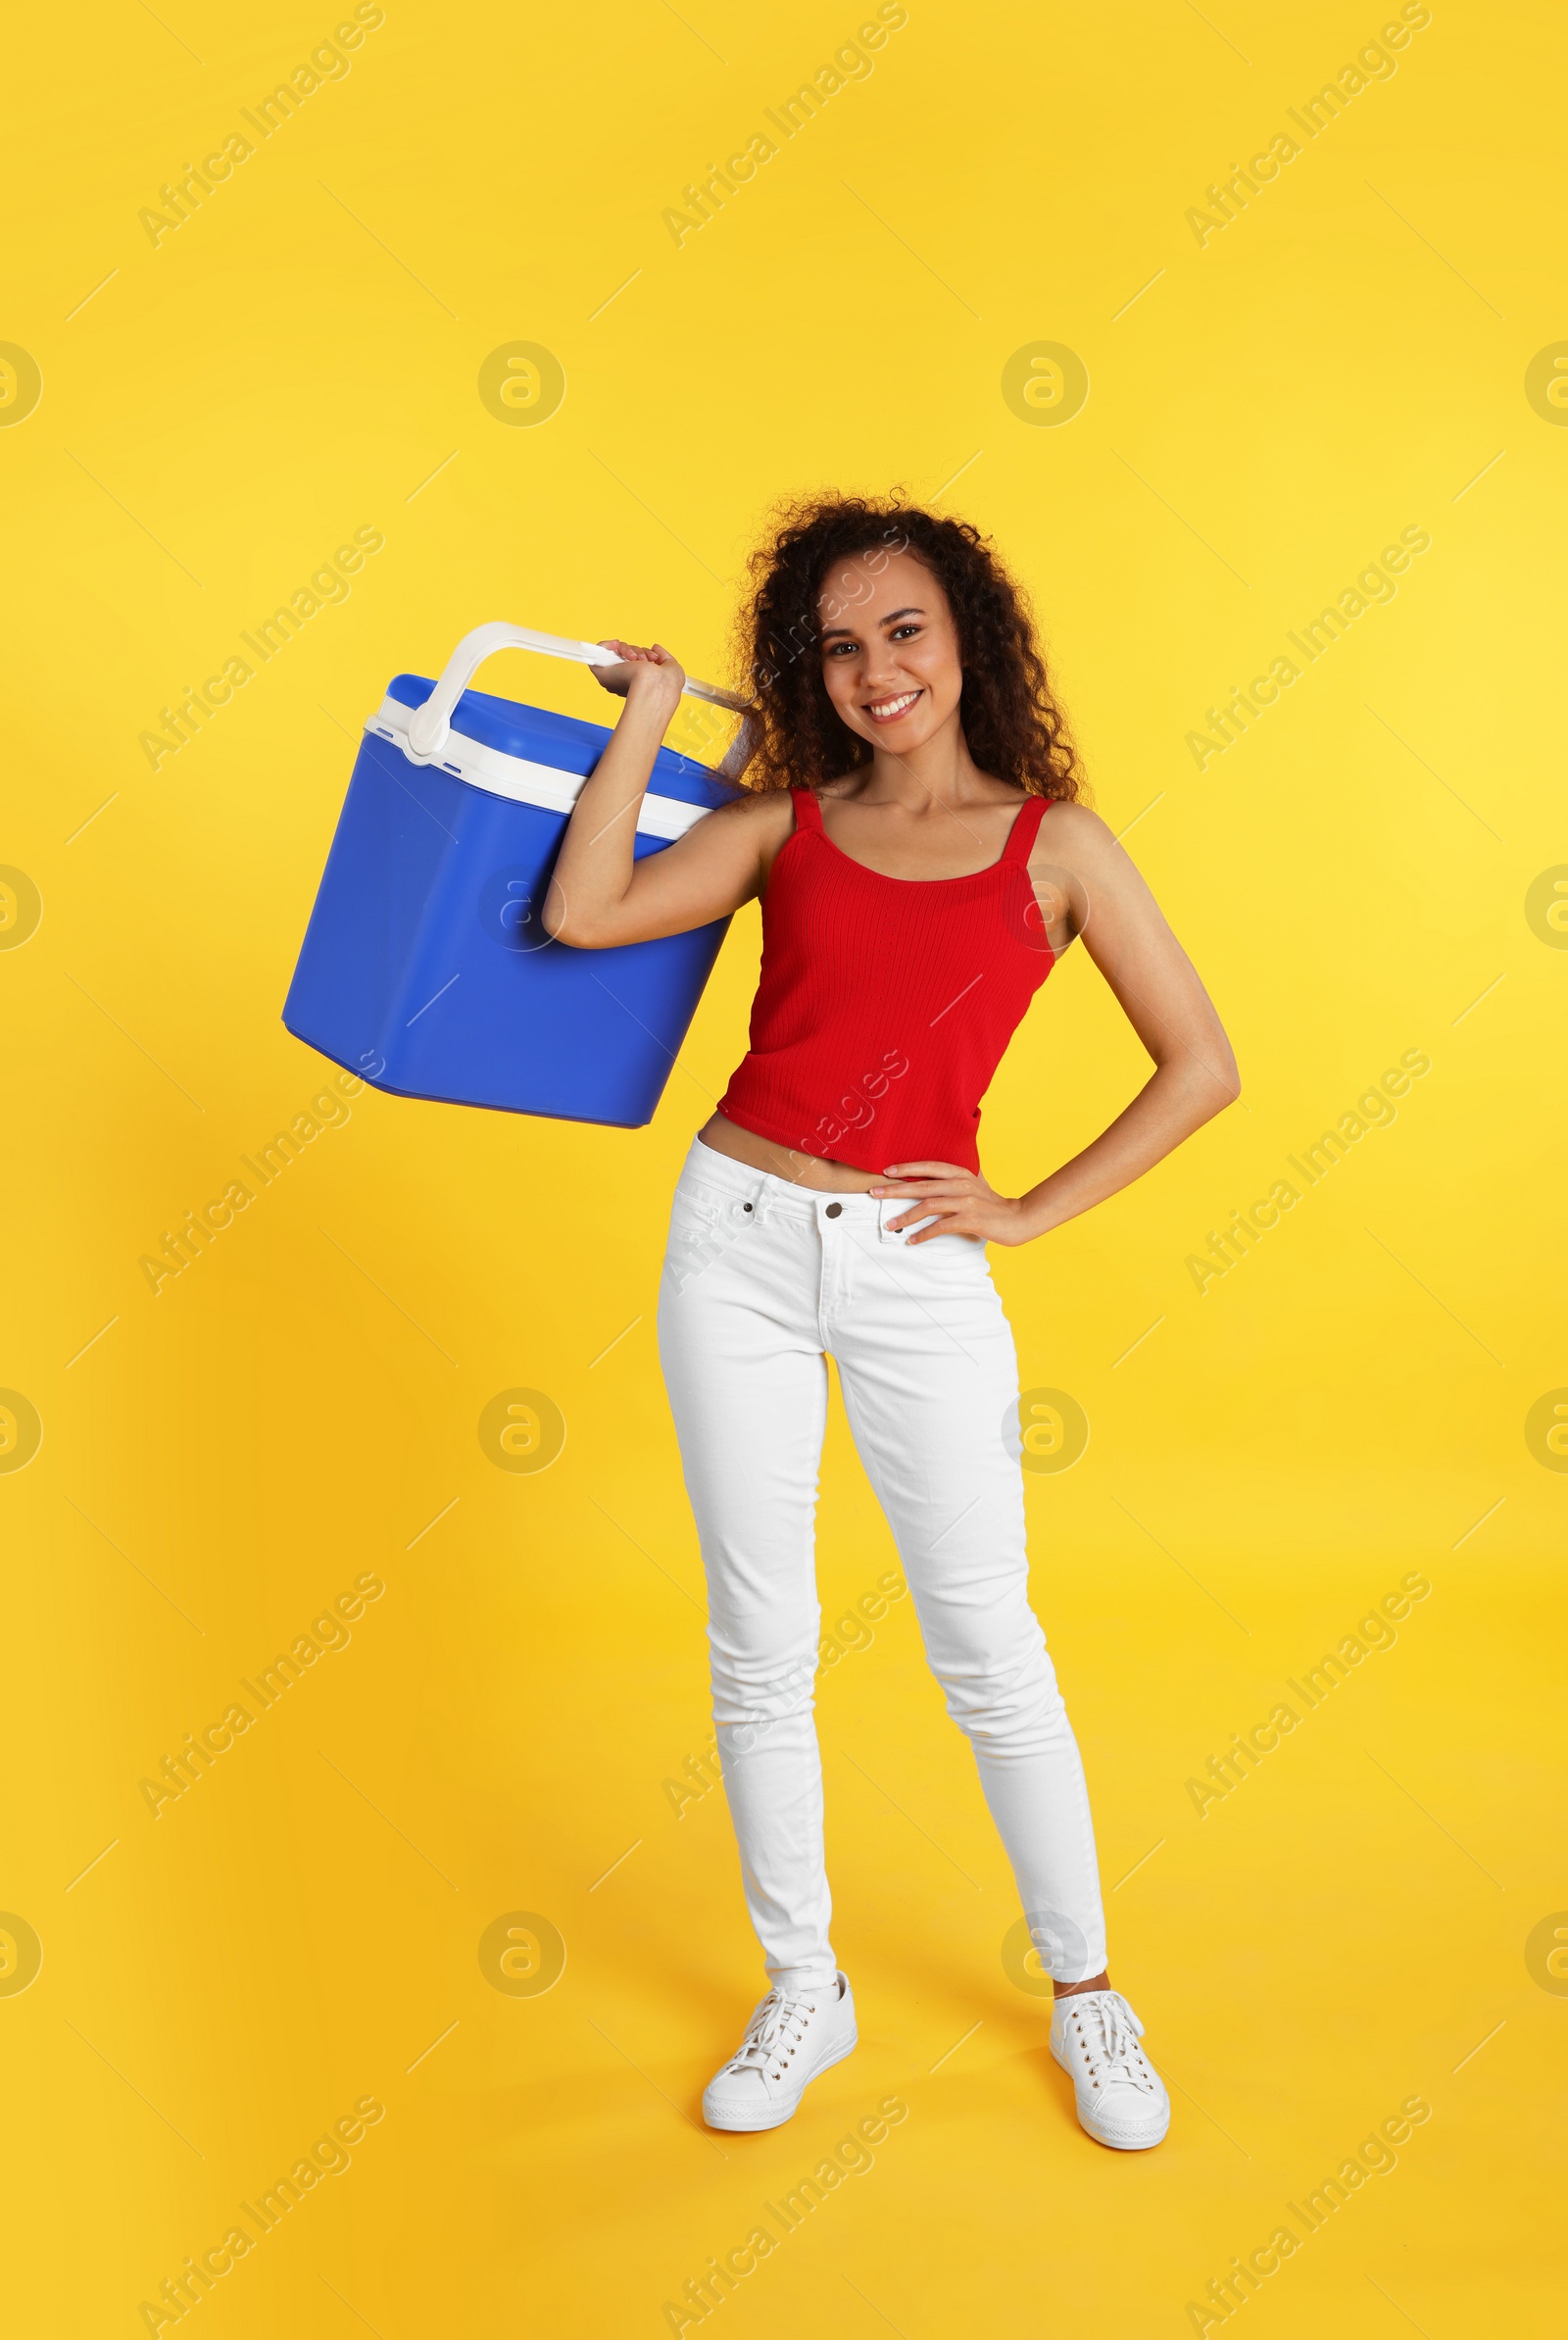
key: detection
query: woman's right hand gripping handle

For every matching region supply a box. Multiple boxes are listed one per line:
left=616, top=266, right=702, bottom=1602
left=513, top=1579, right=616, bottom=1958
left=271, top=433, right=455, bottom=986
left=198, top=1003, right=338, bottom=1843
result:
left=544, top=639, right=772, bottom=949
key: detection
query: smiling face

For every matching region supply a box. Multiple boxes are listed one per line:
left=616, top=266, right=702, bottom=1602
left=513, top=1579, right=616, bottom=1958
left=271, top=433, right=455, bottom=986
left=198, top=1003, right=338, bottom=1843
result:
left=816, top=548, right=964, bottom=756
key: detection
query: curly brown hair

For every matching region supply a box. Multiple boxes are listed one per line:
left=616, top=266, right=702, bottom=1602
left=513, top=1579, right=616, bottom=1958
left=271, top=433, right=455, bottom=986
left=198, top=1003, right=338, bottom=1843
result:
left=728, top=493, right=1084, bottom=801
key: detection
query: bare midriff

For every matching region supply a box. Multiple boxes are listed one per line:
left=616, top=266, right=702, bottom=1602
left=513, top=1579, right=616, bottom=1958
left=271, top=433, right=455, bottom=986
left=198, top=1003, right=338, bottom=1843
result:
left=696, top=1112, right=883, bottom=1193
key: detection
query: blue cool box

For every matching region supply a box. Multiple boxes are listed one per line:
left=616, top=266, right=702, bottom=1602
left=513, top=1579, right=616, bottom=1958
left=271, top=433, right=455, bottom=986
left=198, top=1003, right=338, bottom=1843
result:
left=282, top=668, right=738, bottom=1125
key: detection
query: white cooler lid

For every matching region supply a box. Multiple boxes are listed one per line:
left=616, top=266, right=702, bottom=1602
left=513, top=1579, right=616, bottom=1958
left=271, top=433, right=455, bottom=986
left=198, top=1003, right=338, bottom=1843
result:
left=368, top=693, right=712, bottom=842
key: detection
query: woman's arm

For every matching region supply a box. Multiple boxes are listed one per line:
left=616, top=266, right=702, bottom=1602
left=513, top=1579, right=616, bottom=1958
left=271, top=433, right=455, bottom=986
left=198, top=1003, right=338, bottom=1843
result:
left=544, top=640, right=782, bottom=949
left=876, top=801, right=1242, bottom=1243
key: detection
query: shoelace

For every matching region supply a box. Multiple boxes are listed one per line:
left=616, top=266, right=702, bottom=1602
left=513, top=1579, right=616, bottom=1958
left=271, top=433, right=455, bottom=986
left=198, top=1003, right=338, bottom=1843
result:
left=1067, top=1991, right=1155, bottom=2093
left=725, top=1990, right=815, bottom=2081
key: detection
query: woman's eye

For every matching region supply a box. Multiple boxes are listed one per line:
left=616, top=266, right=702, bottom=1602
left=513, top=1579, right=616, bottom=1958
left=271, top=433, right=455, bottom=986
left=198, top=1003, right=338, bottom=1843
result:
left=890, top=622, right=920, bottom=641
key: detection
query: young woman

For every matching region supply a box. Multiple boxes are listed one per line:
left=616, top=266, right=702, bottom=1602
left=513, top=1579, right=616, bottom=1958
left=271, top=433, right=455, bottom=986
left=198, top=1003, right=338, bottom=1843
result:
left=548, top=497, right=1239, bottom=2151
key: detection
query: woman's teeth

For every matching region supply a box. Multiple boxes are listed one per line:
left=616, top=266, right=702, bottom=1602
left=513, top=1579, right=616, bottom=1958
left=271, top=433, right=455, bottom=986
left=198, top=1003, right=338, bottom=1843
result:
left=867, top=689, right=920, bottom=722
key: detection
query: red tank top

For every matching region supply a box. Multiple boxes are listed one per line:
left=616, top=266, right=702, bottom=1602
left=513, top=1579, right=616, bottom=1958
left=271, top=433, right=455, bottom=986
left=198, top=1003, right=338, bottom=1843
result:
left=717, top=788, right=1056, bottom=1174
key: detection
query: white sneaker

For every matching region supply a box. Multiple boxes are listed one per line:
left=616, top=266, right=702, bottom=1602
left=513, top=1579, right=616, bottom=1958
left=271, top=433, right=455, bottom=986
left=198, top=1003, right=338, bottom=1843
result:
left=1050, top=1988, right=1170, bottom=2150
left=702, top=1972, right=858, bottom=2132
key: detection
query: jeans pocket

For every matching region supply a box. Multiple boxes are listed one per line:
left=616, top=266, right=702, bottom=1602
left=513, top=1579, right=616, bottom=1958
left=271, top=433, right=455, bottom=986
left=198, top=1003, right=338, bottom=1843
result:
left=877, top=1200, right=937, bottom=1245
left=894, top=1227, right=993, bottom=1289
left=878, top=1199, right=983, bottom=1261
left=664, top=1187, right=744, bottom=1290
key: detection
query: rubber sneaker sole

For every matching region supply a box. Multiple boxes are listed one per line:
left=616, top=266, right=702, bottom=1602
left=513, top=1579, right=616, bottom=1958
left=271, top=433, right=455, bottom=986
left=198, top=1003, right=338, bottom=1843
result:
left=1050, top=2038, right=1170, bottom=2150
left=702, top=2026, right=858, bottom=2133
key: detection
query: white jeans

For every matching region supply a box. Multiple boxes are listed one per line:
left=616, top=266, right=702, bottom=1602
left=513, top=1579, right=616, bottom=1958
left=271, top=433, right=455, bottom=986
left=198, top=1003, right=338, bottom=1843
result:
left=657, top=1136, right=1107, bottom=1995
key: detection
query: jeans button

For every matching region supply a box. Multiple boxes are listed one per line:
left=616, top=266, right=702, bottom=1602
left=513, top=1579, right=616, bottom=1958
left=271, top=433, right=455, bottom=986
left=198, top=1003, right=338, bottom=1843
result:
left=825, top=1201, right=843, bottom=1218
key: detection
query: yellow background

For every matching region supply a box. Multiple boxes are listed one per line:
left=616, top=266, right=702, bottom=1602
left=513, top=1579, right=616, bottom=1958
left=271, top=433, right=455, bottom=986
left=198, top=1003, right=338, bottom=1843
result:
left=5, top=0, right=1564, bottom=2331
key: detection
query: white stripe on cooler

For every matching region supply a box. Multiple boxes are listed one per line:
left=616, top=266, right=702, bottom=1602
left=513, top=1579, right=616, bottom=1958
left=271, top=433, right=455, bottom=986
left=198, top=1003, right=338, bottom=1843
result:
left=369, top=694, right=712, bottom=841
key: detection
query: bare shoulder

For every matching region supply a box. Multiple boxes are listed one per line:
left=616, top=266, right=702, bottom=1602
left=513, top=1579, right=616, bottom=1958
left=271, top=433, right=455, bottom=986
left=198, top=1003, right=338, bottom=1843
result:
left=670, top=784, right=798, bottom=893
left=706, top=785, right=797, bottom=864
left=1032, top=797, right=1125, bottom=874
left=708, top=785, right=798, bottom=834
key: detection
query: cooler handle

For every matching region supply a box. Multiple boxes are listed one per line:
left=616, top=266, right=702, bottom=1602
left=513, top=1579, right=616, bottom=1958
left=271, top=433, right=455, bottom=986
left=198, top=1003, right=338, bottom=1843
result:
left=403, top=622, right=751, bottom=765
